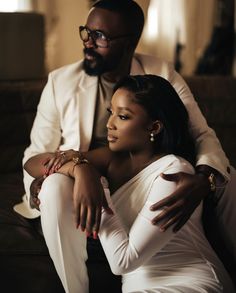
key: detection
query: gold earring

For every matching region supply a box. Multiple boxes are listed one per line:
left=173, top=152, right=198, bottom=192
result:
left=150, top=133, right=155, bottom=142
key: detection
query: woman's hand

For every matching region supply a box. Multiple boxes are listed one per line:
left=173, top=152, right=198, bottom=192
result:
left=44, top=149, right=80, bottom=176
left=150, top=172, right=210, bottom=232
left=72, top=163, right=111, bottom=238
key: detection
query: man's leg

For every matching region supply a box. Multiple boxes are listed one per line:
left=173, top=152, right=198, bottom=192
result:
left=38, top=173, right=88, bottom=293
left=216, top=165, right=236, bottom=260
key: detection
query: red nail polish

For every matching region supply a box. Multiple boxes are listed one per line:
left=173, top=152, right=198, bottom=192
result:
left=42, top=158, right=49, bottom=165
left=86, top=232, right=90, bottom=237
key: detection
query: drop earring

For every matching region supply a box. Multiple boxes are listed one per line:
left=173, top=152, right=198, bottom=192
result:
left=150, top=132, right=155, bottom=142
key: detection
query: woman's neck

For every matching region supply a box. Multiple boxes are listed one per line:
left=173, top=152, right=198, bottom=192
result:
left=128, top=150, right=164, bottom=176
left=107, top=150, right=165, bottom=194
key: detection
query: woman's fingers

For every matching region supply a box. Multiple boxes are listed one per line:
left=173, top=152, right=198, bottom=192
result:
left=92, top=208, right=102, bottom=238
left=44, top=157, right=57, bottom=175
left=74, top=203, right=81, bottom=229
left=79, top=205, right=87, bottom=232
left=86, top=207, right=96, bottom=235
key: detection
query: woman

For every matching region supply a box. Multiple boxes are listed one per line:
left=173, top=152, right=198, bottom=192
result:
left=24, top=75, right=234, bottom=292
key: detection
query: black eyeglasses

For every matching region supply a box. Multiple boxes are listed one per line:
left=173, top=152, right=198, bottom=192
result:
left=79, top=26, right=133, bottom=48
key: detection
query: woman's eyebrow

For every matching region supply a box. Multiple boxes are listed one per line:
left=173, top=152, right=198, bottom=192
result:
left=116, top=106, right=134, bottom=114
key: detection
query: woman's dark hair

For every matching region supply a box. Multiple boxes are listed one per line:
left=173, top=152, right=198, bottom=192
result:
left=114, top=75, right=196, bottom=165
left=92, top=0, right=144, bottom=47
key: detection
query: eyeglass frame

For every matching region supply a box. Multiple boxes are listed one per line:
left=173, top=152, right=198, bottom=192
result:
left=79, top=25, right=134, bottom=48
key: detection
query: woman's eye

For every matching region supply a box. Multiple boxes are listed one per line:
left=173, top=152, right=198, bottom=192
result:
left=107, top=107, right=112, bottom=115
left=118, top=115, right=129, bottom=120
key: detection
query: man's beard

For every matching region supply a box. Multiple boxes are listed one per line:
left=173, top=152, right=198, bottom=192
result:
left=83, top=48, right=107, bottom=76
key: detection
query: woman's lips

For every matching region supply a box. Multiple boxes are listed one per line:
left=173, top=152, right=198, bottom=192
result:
left=107, top=134, right=117, bottom=142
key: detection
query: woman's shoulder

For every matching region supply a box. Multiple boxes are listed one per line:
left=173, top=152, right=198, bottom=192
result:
left=160, top=154, right=195, bottom=175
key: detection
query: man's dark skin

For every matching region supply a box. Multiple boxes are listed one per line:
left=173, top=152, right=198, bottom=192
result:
left=29, top=4, right=225, bottom=233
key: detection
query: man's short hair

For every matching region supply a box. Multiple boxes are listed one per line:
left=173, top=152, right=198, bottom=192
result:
left=92, top=0, right=144, bottom=44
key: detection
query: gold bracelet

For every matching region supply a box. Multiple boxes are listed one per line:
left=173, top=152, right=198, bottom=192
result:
left=72, top=152, right=89, bottom=166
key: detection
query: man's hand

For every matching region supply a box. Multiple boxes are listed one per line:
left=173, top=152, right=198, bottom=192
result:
left=150, top=172, right=211, bottom=232
left=29, top=176, right=45, bottom=210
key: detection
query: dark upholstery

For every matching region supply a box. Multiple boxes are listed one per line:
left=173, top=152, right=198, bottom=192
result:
left=0, top=77, right=235, bottom=292
left=186, top=76, right=236, bottom=167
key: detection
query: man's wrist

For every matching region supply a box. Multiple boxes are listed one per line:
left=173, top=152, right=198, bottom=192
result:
left=196, top=165, right=227, bottom=192
left=197, top=172, right=216, bottom=193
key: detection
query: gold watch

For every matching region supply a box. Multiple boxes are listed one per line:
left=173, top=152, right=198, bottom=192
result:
left=208, top=173, right=216, bottom=192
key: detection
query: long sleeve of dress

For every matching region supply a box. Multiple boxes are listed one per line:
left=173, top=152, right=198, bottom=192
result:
left=99, top=175, right=181, bottom=275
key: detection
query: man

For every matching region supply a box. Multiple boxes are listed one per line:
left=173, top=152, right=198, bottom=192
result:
left=15, top=0, right=235, bottom=292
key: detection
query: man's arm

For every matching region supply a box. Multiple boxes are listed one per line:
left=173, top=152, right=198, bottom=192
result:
left=150, top=165, right=227, bottom=232
left=23, top=73, right=62, bottom=208
left=150, top=65, right=230, bottom=231
left=169, top=68, right=230, bottom=178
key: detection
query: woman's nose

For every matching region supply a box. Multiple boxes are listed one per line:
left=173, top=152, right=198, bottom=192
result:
left=106, top=116, right=115, bottom=130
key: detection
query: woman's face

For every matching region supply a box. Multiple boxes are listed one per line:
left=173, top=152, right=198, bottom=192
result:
left=107, top=88, right=152, bottom=152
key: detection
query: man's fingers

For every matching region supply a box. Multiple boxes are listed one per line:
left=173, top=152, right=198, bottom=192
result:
left=158, top=212, right=182, bottom=232
left=45, top=158, right=56, bottom=174
left=30, top=196, right=36, bottom=209
left=150, top=192, right=179, bottom=211
left=151, top=200, right=183, bottom=225
left=173, top=215, right=190, bottom=233
left=30, top=194, right=40, bottom=210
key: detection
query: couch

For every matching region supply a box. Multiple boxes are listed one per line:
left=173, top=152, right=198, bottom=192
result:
left=0, top=76, right=235, bottom=292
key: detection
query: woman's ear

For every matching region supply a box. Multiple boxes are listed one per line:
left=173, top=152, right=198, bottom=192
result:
left=150, top=120, right=163, bottom=135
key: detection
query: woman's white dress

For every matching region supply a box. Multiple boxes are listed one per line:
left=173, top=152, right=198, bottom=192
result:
left=99, top=155, right=235, bottom=292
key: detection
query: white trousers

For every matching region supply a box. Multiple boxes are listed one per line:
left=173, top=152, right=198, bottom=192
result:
left=216, top=165, right=236, bottom=260
left=38, top=173, right=89, bottom=293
